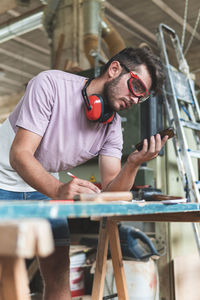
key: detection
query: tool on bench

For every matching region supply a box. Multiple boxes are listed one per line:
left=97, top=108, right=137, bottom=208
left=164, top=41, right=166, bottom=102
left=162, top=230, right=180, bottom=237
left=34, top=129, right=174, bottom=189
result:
left=132, top=187, right=162, bottom=201
left=132, top=187, right=184, bottom=202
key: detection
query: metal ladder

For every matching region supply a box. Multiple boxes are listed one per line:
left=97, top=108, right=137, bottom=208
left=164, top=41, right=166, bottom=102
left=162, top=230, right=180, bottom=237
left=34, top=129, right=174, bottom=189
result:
left=156, top=23, right=200, bottom=253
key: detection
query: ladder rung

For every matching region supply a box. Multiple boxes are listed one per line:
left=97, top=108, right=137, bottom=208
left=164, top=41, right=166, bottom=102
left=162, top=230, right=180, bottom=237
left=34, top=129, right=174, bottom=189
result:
left=195, top=181, right=200, bottom=187
left=178, top=97, right=193, bottom=104
left=180, top=119, right=200, bottom=131
left=164, top=91, right=193, bottom=104
left=187, top=149, right=200, bottom=158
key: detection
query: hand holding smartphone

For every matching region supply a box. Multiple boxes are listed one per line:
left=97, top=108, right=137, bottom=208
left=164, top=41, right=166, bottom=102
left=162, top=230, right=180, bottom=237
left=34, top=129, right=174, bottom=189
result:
left=135, top=127, right=174, bottom=151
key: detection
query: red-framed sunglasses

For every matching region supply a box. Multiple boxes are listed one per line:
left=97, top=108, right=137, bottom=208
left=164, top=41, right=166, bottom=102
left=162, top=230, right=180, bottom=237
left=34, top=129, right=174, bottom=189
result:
left=120, top=63, right=150, bottom=103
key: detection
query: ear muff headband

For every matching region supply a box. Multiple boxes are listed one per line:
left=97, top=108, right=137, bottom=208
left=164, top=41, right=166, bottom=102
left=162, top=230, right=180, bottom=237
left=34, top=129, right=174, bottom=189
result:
left=82, top=78, right=115, bottom=124
left=82, top=78, right=93, bottom=111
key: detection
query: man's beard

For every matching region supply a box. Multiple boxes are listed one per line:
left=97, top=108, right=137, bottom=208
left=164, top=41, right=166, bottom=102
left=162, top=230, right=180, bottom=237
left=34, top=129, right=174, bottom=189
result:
left=102, top=74, right=123, bottom=112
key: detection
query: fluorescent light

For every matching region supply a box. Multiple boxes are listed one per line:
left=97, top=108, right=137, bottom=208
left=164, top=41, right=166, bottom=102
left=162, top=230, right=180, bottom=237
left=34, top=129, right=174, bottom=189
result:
left=0, top=12, right=43, bottom=44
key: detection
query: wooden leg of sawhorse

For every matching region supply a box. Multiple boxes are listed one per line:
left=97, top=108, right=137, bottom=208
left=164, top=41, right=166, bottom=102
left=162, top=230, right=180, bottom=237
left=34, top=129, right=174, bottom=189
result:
left=91, top=218, right=129, bottom=300
left=108, top=220, right=129, bottom=300
left=0, top=257, right=31, bottom=300
left=91, top=218, right=109, bottom=299
left=0, top=219, right=54, bottom=300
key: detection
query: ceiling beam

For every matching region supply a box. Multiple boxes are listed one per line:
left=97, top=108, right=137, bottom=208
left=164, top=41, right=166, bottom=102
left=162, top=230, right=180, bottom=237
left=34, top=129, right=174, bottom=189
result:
left=0, top=86, right=13, bottom=93
left=6, top=9, right=44, bottom=33
left=104, top=2, right=157, bottom=43
left=106, top=15, right=158, bottom=51
left=0, top=76, right=22, bottom=87
left=0, top=48, right=48, bottom=70
left=0, top=11, right=43, bottom=44
left=0, top=63, right=33, bottom=78
left=151, top=0, right=200, bottom=40
left=6, top=9, right=50, bottom=55
left=13, top=36, right=50, bottom=55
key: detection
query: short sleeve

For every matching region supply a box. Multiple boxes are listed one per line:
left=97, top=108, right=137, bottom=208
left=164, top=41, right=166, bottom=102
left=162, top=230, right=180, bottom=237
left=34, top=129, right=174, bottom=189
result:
left=99, top=114, right=123, bottom=159
left=15, top=71, right=55, bottom=136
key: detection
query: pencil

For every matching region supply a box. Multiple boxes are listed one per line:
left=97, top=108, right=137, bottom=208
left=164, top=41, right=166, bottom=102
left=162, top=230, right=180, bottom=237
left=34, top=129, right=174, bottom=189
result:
left=67, top=171, right=77, bottom=179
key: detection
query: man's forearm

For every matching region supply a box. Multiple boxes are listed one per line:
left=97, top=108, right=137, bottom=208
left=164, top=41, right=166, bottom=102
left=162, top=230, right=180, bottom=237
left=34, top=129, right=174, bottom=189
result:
left=10, top=150, right=62, bottom=199
left=104, top=161, right=139, bottom=192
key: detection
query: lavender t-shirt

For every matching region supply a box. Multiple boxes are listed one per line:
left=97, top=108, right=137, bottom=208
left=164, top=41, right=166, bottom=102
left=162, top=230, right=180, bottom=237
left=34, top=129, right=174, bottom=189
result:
left=9, top=70, right=123, bottom=173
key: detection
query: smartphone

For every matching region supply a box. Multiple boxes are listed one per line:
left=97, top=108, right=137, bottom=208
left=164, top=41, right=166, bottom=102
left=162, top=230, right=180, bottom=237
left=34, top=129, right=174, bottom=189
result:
left=135, top=127, right=175, bottom=151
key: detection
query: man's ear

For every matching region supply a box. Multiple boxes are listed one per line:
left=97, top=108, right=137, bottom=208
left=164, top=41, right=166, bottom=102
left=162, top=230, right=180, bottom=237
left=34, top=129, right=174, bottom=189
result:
left=107, top=61, right=122, bottom=79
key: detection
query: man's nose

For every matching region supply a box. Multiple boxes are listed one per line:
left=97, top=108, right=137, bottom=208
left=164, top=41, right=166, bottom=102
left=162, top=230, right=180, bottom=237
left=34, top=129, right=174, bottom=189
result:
left=130, top=95, right=139, bottom=104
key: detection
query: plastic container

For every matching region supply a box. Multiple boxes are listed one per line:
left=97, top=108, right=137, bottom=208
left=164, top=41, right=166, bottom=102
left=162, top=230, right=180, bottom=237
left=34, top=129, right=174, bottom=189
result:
left=104, top=258, right=159, bottom=300
left=70, top=252, right=86, bottom=298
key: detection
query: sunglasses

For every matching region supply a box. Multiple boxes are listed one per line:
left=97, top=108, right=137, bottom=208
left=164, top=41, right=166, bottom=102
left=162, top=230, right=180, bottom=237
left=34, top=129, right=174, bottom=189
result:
left=120, top=63, right=150, bottom=103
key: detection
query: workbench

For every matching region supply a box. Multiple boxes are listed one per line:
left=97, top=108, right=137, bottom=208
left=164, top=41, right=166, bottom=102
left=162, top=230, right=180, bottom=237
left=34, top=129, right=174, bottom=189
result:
left=0, top=200, right=200, bottom=300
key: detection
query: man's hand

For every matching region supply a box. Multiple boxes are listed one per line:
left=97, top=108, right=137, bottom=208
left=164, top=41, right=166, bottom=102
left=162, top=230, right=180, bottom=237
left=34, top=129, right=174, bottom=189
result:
left=127, top=134, right=168, bottom=167
left=55, top=178, right=101, bottom=200
left=99, top=134, right=168, bottom=192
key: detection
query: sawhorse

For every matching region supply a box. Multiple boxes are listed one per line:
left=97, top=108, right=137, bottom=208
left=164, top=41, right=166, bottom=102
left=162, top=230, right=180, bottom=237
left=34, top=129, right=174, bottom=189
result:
left=91, top=210, right=200, bottom=300
left=92, top=217, right=129, bottom=300
left=0, top=219, right=54, bottom=300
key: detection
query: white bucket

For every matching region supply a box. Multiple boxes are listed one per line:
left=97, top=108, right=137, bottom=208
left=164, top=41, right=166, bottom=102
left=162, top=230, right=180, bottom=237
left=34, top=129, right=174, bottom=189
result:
left=70, top=252, right=86, bottom=298
left=104, top=258, right=159, bottom=300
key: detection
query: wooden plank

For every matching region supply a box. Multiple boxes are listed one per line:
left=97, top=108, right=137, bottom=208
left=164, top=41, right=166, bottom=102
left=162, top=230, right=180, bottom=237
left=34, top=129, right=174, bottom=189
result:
left=0, top=219, right=54, bottom=258
left=32, top=219, right=54, bottom=257
left=91, top=218, right=109, bottom=300
left=108, top=220, right=129, bottom=300
left=75, top=191, right=133, bottom=202
left=0, top=224, right=35, bottom=258
left=109, top=211, right=200, bottom=223
left=0, top=257, right=30, bottom=300
left=0, top=201, right=200, bottom=220
left=0, top=220, right=54, bottom=300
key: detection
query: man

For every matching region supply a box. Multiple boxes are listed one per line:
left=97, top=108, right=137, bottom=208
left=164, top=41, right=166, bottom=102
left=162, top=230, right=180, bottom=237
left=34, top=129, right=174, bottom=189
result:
left=0, top=47, right=167, bottom=299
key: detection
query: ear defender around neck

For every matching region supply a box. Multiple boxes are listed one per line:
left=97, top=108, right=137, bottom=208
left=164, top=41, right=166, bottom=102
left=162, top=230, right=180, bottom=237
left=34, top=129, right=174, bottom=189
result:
left=82, top=78, right=115, bottom=124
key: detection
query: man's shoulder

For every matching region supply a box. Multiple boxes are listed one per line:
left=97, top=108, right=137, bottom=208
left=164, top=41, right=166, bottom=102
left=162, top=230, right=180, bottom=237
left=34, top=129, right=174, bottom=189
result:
left=36, top=70, right=86, bottom=83
left=111, top=113, right=122, bottom=126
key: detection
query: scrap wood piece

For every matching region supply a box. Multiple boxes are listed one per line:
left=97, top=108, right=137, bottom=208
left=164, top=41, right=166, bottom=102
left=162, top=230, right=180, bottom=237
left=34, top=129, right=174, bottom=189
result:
left=74, top=191, right=133, bottom=202
left=0, top=219, right=54, bottom=258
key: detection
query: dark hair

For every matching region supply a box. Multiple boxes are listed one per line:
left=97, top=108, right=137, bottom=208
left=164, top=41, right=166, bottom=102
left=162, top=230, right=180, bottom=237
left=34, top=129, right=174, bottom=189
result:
left=101, top=47, right=165, bottom=95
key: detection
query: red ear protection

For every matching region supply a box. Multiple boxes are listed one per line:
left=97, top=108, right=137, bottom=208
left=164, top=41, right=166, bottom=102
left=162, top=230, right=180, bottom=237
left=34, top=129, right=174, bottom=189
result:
left=85, top=94, right=104, bottom=121
left=82, top=78, right=115, bottom=124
